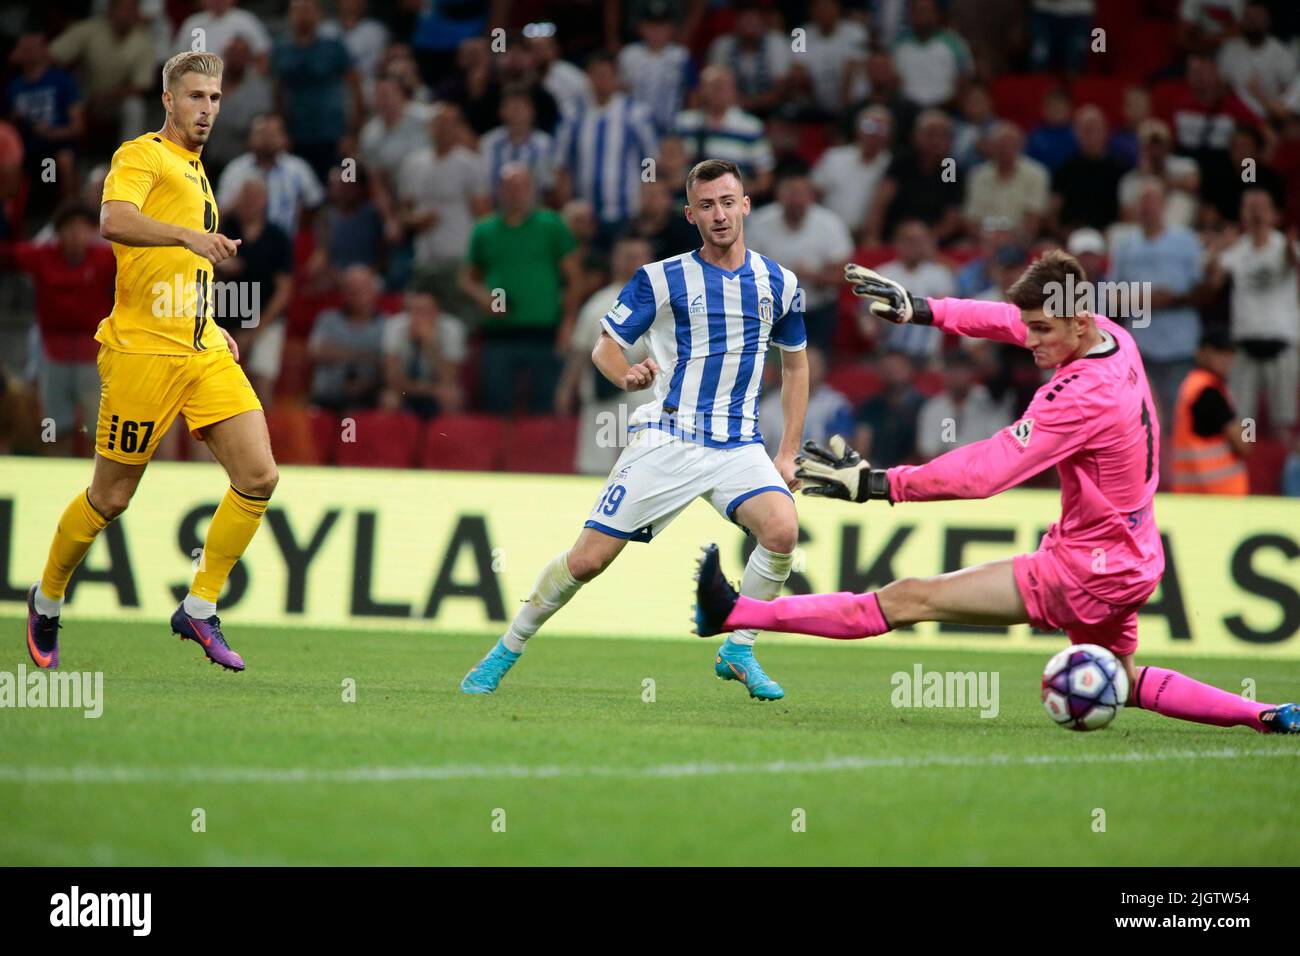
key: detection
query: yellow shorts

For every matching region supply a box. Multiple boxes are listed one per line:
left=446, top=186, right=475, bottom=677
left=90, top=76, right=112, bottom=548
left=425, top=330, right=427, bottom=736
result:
left=95, top=344, right=263, bottom=464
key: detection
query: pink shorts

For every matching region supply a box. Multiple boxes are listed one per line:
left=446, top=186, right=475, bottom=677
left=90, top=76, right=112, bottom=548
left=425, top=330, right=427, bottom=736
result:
left=1012, top=550, right=1152, bottom=658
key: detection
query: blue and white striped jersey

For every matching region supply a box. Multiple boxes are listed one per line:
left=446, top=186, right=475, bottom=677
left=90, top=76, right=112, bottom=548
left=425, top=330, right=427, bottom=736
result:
left=555, top=93, right=658, bottom=224
left=479, top=126, right=555, bottom=200
left=600, top=248, right=806, bottom=448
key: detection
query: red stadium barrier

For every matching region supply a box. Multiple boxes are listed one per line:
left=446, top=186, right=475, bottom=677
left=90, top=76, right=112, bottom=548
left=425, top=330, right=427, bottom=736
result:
left=334, top=409, right=421, bottom=468
left=419, top=413, right=503, bottom=471
left=1247, top=438, right=1288, bottom=496
left=506, top=415, right=578, bottom=474
left=264, top=406, right=324, bottom=465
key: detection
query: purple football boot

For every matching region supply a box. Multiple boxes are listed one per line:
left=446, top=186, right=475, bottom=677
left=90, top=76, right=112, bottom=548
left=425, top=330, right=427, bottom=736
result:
left=170, top=604, right=245, bottom=672
left=26, top=584, right=60, bottom=669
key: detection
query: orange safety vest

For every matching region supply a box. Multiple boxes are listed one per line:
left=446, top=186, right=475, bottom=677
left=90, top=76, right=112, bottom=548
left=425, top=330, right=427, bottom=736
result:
left=1170, top=367, right=1249, bottom=495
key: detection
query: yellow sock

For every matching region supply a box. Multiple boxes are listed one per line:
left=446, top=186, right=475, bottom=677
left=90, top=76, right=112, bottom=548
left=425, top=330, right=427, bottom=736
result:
left=40, top=490, right=110, bottom=601
left=190, top=485, right=270, bottom=604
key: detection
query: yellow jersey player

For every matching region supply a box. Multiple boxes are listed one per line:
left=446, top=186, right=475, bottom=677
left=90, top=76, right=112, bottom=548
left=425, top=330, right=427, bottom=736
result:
left=24, top=51, right=278, bottom=672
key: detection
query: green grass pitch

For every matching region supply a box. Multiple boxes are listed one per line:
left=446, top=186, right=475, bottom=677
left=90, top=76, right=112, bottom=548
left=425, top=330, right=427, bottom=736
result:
left=1, top=616, right=1297, bottom=866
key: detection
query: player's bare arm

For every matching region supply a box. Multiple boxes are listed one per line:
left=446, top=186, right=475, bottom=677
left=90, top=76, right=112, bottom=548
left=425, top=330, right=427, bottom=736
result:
left=592, top=330, right=658, bottom=391
left=775, top=346, right=809, bottom=488
left=100, top=199, right=241, bottom=264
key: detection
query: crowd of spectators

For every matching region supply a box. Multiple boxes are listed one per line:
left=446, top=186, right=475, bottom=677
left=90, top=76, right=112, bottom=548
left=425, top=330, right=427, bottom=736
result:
left=0, top=0, right=1299, bottom=495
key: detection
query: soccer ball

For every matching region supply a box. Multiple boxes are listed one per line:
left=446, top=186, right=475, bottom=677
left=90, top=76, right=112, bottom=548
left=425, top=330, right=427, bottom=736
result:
left=1041, top=643, right=1130, bottom=731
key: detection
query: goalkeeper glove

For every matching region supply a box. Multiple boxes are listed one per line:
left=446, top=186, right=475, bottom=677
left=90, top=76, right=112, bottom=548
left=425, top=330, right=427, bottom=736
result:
left=794, top=435, right=892, bottom=503
left=844, top=263, right=932, bottom=325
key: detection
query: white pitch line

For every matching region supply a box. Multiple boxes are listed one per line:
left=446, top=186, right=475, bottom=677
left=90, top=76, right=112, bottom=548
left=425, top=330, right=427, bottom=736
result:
left=0, top=747, right=1294, bottom=785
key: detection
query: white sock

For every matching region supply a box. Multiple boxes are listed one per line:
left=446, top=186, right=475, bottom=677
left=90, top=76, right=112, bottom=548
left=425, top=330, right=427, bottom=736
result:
left=33, top=586, right=62, bottom=618
left=728, top=543, right=794, bottom=646
left=183, top=593, right=217, bottom=619
left=502, top=551, right=583, bottom=653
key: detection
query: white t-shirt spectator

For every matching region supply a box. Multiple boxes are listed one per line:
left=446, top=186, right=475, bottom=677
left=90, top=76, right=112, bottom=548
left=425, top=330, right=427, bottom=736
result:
left=810, top=145, right=892, bottom=234
left=893, top=29, right=974, bottom=107
left=1218, top=230, right=1300, bottom=344
left=172, top=6, right=271, bottom=58
left=359, top=102, right=436, bottom=185
left=619, top=42, right=694, bottom=134
left=542, top=59, right=593, bottom=119
left=321, top=16, right=389, bottom=82
left=1118, top=163, right=1199, bottom=227
left=915, top=384, right=1011, bottom=459
left=870, top=259, right=956, bottom=359
left=674, top=105, right=774, bottom=178
left=746, top=202, right=853, bottom=310
left=381, top=310, right=469, bottom=366
left=796, top=20, right=868, bottom=114
left=217, top=152, right=324, bottom=237
left=1217, top=35, right=1297, bottom=118
left=397, top=145, right=489, bottom=264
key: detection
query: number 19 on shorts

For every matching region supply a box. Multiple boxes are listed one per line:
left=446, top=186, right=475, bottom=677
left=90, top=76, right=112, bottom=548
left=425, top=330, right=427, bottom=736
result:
left=596, top=483, right=626, bottom=516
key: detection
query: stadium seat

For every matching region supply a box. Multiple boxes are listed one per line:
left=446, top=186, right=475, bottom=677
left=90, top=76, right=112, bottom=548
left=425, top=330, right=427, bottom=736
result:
left=989, top=73, right=1060, bottom=131
left=309, top=409, right=341, bottom=465
left=825, top=363, right=883, bottom=404
left=1069, top=75, right=1131, bottom=127
left=333, top=409, right=421, bottom=468
left=507, top=415, right=579, bottom=474
left=419, top=413, right=504, bottom=471
left=1247, top=438, right=1288, bottom=496
left=286, top=288, right=342, bottom=339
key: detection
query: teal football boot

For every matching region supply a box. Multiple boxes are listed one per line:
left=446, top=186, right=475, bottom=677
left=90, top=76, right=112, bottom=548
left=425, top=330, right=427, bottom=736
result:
left=460, top=638, right=521, bottom=694
left=714, top=637, right=785, bottom=701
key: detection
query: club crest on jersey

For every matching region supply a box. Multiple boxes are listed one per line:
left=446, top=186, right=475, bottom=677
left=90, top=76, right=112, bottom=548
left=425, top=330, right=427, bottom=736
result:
left=1010, top=418, right=1034, bottom=449
left=689, top=293, right=706, bottom=316
left=758, top=296, right=773, bottom=322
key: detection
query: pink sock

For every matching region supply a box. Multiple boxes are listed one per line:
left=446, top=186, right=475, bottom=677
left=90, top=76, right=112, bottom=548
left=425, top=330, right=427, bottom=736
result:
left=1136, top=666, right=1270, bottom=732
left=723, top=592, right=891, bottom=640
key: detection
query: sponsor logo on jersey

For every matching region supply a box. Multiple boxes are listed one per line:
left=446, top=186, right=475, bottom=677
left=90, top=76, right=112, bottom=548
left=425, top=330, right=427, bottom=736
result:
left=607, top=302, right=631, bottom=324
left=1011, top=418, right=1034, bottom=448
left=689, top=293, right=705, bottom=317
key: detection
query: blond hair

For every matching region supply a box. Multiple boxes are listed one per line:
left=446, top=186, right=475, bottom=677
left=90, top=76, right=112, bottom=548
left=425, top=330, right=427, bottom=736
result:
left=162, top=51, right=223, bottom=92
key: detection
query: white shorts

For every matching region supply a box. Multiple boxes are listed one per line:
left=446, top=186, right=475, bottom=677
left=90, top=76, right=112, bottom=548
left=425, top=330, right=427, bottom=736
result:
left=584, top=428, right=793, bottom=541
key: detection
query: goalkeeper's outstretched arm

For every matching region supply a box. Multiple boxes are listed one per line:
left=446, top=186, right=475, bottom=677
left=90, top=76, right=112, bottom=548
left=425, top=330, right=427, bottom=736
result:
left=797, top=384, right=1091, bottom=505
left=844, top=263, right=1029, bottom=347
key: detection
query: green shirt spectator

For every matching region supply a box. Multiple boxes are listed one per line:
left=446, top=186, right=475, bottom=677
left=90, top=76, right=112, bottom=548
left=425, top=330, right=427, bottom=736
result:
left=468, top=208, right=577, bottom=334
